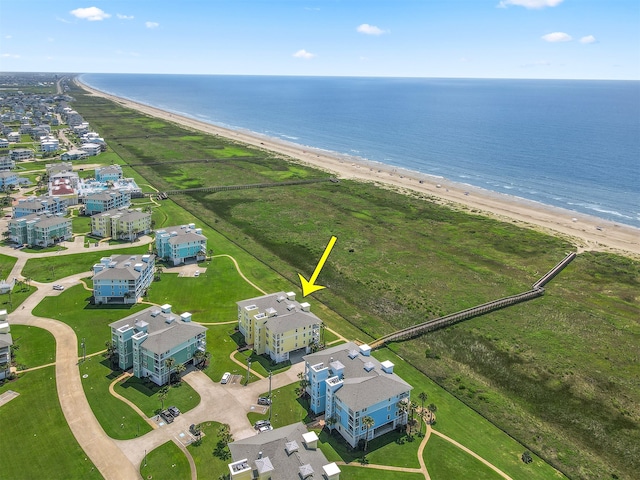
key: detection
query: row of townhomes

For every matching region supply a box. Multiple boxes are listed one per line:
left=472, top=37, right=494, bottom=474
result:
left=237, top=292, right=321, bottom=363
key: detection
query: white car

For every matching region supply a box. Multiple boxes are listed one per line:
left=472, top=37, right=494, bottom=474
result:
left=53, top=284, right=65, bottom=291
left=194, top=271, right=200, bottom=277
left=221, top=372, right=231, bottom=384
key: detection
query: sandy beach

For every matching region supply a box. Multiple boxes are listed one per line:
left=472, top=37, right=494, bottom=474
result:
left=76, top=78, right=640, bottom=258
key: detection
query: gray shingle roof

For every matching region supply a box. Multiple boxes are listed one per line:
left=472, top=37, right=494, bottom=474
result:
left=237, top=292, right=320, bottom=334
left=228, top=423, right=331, bottom=480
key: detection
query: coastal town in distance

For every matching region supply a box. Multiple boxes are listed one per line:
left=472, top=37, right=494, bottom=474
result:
left=0, top=68, right=637, bottom=480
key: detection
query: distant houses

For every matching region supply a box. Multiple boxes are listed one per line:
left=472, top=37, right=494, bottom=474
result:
left=303, top=341, right=412, bottom=449
left=228, top=422, right=341, bottom=480
left=84, top=191, right=131, bottom=216
left=155, top=224, right=208, bottom=266
left=94, top=165, right=123, bottom=183
left=109, top=304, right=206, bottom=386
left=92, top=254, right=155, bottom=304
left=237, top=292, right=321, bottom=363
left=12, top=195, right=68, bottom=218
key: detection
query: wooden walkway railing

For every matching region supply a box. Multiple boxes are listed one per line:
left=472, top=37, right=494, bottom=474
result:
left=370, top=252, right=576, bottom=349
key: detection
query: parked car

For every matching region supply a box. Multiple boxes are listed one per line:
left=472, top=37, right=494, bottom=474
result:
left=194, top=270, right=200, bottom=277
left=168, top=406, right=180, bottom=417
left=53, top=284, right=64, bottom=291
left=221, top=372, right=231, bottom=384
left=258, top=425, right=273, bottom=433
left=254, top=420, right=270, bottom=430
left=160, top=410, right=174, bottom=424
left=257, top=397, right=271, bottom=406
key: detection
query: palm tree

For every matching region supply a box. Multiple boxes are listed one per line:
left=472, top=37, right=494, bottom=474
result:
left=173, top=362, right=186, bottom=383
left=362, top=416, right=375, bottom=452
left=104, top=341, right=118, bottom=369
left=158, top=386, right=169, bottom=411
left=409, top=401, right=418, bottom=434
left=325, top=416, right=337, bottom=432
left=427, top=403, right=437, bottom=424
left=193, top=350, right=205, bottom=368
left=164, top=357, right=175, bottom=386
left=397, top=398, right=409, bottom=430
left=418, top=392, right=428, bottom=435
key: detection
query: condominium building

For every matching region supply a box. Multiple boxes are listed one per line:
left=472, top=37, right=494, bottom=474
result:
left=303, top=342, right=412, bottom=449
left=84, top=190, right=131, bottom=216
left=9, top=148, right=34, bottom=161
left=8, top=214, right=72, bottom=247
left=90, top=208, right=151, bottom=241
left=155, top=224, right=207, bottom=266
left=228, top=423, right=341, bottom=480
left=237, top=292, right=321, bottom=364
left=94, top=165, right=123, bottom=183
left=109, top=304, right=206, bottom=386
left=92, top=254, right=155, bottom=304
left=12, top=195, right=68, bottom=218
left=0, top=312, right=12, bottom=380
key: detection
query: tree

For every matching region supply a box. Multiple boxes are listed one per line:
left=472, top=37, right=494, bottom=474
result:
left=218, top=423, right=233, bottom=444
left=409, top=401, right=418, bottom=434
left=158, top=386, right=169, bottom=411
left=362, top=416, right=375, bottom=452
left=427, top=403, right=438, bottom=424
left=521, top=451, right=533, bottom=464
left=193, top=350, right=205, bottom=369
left=297, top=371, right=310, bottom=398
left=164, top=357, right=175, bottom=386
left=173, top=362, right=186, bottom=383
left=397, top=398, right=409, bottom=430
left=418, top=392, right=428, bottom=435
left=325, top=415, right=337, bottom=432
left=104, top=341, right=118, bottom=368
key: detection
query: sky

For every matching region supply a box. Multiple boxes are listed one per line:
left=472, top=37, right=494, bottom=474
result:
left=0, top=0, right=638, bottom=80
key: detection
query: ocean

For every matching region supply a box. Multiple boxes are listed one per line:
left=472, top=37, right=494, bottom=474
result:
left=80, top=74, right=640, bottom=228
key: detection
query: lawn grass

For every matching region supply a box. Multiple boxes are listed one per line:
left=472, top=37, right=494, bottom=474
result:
left=148, top=254, right=263, bottom=320
left=246, top=382, right=312, bottom=428
left=337, top=466, right=425, bottom=480
left=423, top=434, right=506, bottom=479
left=202, top=323, right=261, bottom=384
left=79, top=356, right=153, bottom=439
left=186, top=421, right=235, bottom=479
left=32, top=283, right=147, bottom=355
left=0, top=367, right=102, bottom=479
left=115, top=375, right=201, bottom=417
left=317, top=427, right=422, bottom=469
left=21, top=244, right=151, bottom=282
left=140, top=441, right=190, bottom=480
left=0, top=253, right=17, bottom=278
left=7, top=325, right=56, bottom=369
left=0, top=284, right=37, bottom=313
left=71, top=86, right=640, bottom=479
left=233, top=349, right=291, bottom=377
left=72, top=214, right=92, bottom=234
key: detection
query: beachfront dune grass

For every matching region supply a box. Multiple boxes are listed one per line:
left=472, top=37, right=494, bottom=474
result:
left=71, top=85, right=639, bottom=479
left=0, top=367, right=102, bottom=479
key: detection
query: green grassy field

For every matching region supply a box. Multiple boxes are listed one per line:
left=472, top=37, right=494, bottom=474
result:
left=336, top=466, right=425, bottom=480
left=79, top=356, right=153, bottom=440
left=115, top=375, right=200, bottom=417
left=202, top=323, right=261, bottom=384
left=187, top=421, right=237, bottom=479
left=69, top=84, right=640, bottom=479
left=423, top=434, right=504, bottom=480
left=32, top=283, right=146, bottom=355
left=140, top=441, right=190, bottom=480
left=7, top=325, right=56, bottom=369
left=0, top=367, right=103, bottom=479
left=246, top=382, right=312, bottom=428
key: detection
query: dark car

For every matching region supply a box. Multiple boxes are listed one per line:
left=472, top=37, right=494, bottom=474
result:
left=160, top=410, right=174, bottom=424
left=168, top=406, right=181, bottom=417
left=257, top=397, right=271, bottom=406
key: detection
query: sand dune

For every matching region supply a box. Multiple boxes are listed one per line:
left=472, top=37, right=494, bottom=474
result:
left=77, top=79, right=640, bottom=258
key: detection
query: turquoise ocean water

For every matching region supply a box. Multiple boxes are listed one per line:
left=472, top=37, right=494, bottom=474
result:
left=81, top=74, right=640, bottom=228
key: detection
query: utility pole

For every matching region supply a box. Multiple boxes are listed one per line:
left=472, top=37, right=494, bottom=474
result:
left=245, top=359, right=251, bottom=386
left=268, top=370, right=273, bottom=422
left=81, top=338, right=86, bottom=363
left=144, top=449, right=147, bottom=467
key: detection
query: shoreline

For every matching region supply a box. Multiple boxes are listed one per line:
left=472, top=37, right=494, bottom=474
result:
left=76, top=77, right=640, bottom=258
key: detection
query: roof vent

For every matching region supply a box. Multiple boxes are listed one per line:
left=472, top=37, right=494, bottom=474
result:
left=363, top=361, right=375, bottom=372
left=285, top=440, right=299, bottom=455
left=348, top=349, right=359, bottom=359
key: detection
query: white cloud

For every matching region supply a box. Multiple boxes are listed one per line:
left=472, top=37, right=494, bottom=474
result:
left=498, top=0, right=563, bottom=8
left=293, top=49, right=316, bottom=60
left=580, top=35, right=596, bottom=44
left=357, top=24, right=387, bottom=36
left=145, top=21, right=159, bottom=29
left=117, top=14, right=134, bottom=20
left=541, top=32, right=572, bottom=42
left=1, top=53, right=20, bottom=58
left=70, top=7, right=111, bottom=21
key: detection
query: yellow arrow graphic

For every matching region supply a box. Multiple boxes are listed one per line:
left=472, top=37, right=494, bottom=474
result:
left=298, top=235, right=337, bottom=297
